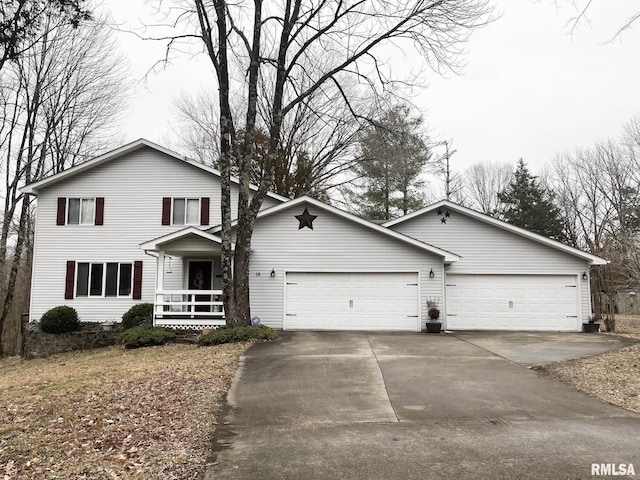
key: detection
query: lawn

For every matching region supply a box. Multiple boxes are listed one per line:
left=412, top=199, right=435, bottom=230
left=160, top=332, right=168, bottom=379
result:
left=539, top=315, right=640, bottom=413
left=0, top=342, right=248, bottom=479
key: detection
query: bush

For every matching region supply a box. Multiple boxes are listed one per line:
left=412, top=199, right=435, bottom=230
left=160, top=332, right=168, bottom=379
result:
left=197, top=325, right=278, bottom=346
left=121, top=303, right=154, bottom=330
left=117, top=325, right=176, bottom=349
left=39, top=306, right=80, bottom=334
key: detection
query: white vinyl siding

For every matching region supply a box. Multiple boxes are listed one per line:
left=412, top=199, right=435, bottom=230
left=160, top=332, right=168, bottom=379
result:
left=247, top=201, right=444, bottom=330
left=390, top=210, right=592, bottom=324
left=30, top=146, right=281, bottom=323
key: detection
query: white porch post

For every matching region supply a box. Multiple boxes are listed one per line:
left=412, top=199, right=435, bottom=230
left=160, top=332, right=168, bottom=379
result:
left=154, top=251, right=165, bottom=327
left=157, top=251, right=165, bottom=290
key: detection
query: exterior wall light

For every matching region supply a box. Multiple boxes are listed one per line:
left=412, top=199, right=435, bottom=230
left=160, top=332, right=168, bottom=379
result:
left=429, top=268, right=435, bottom=279
left=270, top=269, right=276, bottom=278
left=582, top=271, right=588, bottom=281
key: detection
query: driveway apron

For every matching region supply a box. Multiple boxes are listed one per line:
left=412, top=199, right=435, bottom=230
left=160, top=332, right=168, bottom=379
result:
left=205, top=331, right=640, bottom=480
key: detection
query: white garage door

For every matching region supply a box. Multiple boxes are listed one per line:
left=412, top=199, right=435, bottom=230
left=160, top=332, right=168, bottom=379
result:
left=445, top=274, right=580, bottom=331
left=285, top=272, right=419, bottom=331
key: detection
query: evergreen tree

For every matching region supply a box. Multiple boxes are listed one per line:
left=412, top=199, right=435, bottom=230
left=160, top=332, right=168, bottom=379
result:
left=350, top=104, right=431, bottom=220
left=497, top=159, right=565, bottom=241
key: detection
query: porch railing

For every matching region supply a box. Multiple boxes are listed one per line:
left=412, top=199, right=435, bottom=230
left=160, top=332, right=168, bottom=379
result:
left=153, top=289, right=225, bottom=328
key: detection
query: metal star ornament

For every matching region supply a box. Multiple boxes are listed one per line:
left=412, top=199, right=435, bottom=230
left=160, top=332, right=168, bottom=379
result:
left=436, top=208, right=443, bottom=216
left=445, top=211, right=450, bottom=218
left=441, top=217, right=447, bottom=224
left=295, top=208, right=317, bottom=230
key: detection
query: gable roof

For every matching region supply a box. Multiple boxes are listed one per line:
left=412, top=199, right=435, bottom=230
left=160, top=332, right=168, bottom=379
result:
left=20, top=138, right=288, bottom=202
left=209, top=196, right=461, bottom=262
left=383, top=200, right=607, bottom=266
left=139, top=226, right=233, bottom=251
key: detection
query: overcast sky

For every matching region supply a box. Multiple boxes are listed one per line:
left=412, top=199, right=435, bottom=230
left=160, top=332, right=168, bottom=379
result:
left=103, top=0, right=640, bottom=175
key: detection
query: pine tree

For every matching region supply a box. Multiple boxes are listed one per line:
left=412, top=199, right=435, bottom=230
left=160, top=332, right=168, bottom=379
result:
left=497, top=159, right=565, bottom=241
left=350, top=104, right=431, bottom=220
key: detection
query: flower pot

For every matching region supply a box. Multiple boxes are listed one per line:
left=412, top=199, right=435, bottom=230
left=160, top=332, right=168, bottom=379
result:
left=102, top=323, right=115, bottom=331
left=582, top=323, right=600, bottom=333
left=426, top=322, right=442, bottom=333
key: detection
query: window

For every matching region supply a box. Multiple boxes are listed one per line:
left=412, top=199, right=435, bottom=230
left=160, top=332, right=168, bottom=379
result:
left=57, top=197, right=103, bottom=226
left=75, top=262, right=133, bottom=297
left=67, top=198, right=95, bottom=225
left=162, top=197, right=209, bottom=226
left=172, top=198, right=200, bottom=225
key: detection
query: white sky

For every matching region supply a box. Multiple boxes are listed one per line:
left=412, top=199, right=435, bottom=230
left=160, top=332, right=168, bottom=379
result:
left=103, top=0, right=640, bottom=174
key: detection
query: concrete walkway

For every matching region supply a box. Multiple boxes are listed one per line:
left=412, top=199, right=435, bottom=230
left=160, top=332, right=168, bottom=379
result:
left=205, top=331, right=640, bottom=480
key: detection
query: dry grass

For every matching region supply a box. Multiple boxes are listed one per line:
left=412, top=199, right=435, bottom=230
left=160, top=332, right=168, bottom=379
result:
left=0, top=342, right=248, bottom=479
left=539, top=315, right=640, bottom=413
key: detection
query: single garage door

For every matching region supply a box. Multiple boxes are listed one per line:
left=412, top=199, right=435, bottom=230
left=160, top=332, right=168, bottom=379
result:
left=445, top=274, right=580, bottom=331
left=285, top=272, right=419, bottom=331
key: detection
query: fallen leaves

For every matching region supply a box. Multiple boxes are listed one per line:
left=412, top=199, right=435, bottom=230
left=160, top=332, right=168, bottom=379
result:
left=0, top=342, right=248, bottom=479
left=538, top=316, right=640, bottom=414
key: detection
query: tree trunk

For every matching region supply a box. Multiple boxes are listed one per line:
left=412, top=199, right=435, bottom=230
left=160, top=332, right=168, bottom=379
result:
left=224, top=0, right=263, bottom=328
left=0, top=198, right=29, bottom=356
left=227, top=223, right=252, bottom=327
left=590, top=266, right=603, bottom=321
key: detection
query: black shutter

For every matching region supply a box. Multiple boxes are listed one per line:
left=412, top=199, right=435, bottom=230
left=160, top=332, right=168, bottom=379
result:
left=95, top=197, right=104, bottom=225
left=162, top=198, right=171, bottom=225
left=200, top=197, right=210, bottom=226
left=65, top=261, right=75, bottom=299
left=133, top=261, right=143, bottom=299
left=57, top=198, right=67, bottom=225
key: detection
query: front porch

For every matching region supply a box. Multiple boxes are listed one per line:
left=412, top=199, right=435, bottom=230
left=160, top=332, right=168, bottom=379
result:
left=140, top=227, right=231, bottom=329
left=153, top=289, right=225, bottom=329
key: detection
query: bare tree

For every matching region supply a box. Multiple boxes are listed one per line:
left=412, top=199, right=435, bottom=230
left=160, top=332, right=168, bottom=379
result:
left=461, top=161, right=512, bottom=214
left=0, top=0, right=91, bottom=73
left=173, top=82, right=370, bottom=199
left=560, top=1, right=640, bottom=39
left=148, top=0, right=494, bottom=326
left=0, top=15, right=129, bottom=355
left=546, top=116, right=640, bottom=331
left=172, top=89, right=221, bottom=167
left=432, top=139, right=465, bottom=203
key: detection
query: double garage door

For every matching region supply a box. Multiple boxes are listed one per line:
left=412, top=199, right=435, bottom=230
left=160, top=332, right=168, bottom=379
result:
left=285, top=272, right=419, bottom=331
left=445, top=274, right=580, bottom=331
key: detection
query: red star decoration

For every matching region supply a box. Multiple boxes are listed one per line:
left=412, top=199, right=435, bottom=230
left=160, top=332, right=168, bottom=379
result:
left=295, top=208, right=317, bottom=230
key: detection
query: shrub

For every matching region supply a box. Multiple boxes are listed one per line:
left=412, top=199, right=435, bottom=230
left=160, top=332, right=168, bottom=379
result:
left=197, top=324, right=278, bottom=346
left=121, top=303, right=154, bottom=330
left=117, top=325, right=176, bottom=349
left=39, top=306, right=80, bottom=334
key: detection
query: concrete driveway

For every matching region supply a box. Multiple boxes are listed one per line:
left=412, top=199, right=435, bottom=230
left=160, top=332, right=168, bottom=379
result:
left=205, top=332, right=640, bottom=480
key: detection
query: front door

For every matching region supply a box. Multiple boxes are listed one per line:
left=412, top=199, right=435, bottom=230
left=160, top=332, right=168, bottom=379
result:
left=188, top=260, right=212, bottom=312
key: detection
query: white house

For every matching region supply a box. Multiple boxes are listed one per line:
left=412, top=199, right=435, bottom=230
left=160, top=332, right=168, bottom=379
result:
left=22, top=139, right=607, bottom=332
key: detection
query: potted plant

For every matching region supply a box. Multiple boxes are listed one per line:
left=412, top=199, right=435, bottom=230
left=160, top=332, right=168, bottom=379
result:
left=426, top=300, right=442, bottom=333
left=102, top=320, right=116, bottom=331
left=582, top=316, right=600, bottom=333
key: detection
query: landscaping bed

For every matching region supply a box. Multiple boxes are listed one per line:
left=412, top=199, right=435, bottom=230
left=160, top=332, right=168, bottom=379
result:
left=0, top=342, right=248, bottom=479
left=537, top=315, right=640, bottom=413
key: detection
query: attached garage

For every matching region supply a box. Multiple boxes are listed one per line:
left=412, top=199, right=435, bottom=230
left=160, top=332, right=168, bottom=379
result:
left=285, top=272, right=419, bottom=331
left=386, top=200, right=608, bottom=332
left=445, top=274, right=580, bottom=331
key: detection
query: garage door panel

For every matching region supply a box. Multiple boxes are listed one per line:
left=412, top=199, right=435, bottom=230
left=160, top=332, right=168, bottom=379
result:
left=446, top=274, right=579, bottom=331
left=286, top=272, right=418, bottom=331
